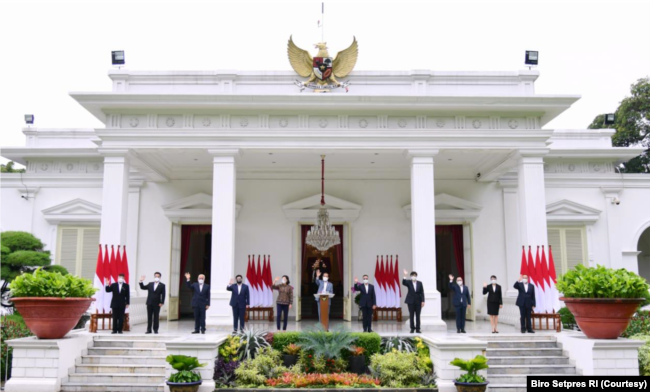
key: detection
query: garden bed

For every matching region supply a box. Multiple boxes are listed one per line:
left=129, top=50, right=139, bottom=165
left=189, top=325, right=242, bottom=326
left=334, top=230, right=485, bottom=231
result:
left=217, top=389, right=437, bottom=391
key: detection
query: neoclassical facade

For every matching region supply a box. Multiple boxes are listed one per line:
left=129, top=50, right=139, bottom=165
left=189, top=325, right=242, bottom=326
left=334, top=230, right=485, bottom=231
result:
left=2, top=68, right=649, bottom=329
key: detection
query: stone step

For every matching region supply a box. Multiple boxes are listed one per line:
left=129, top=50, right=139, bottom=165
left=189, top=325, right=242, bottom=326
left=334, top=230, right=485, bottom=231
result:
left=488, top=384, right=527, bottom=392
left=68, top=373, right=165, bottom=384
left=472, top=334, right=556, bottom=341
left=94, top=335, right=176, bottom=341
left=487, top=341, right=558, bottom=349
left=487, top=348, right=563, bottom=357
left=61, top=382, right=164, bottom=392
left=87, top=347, right=167, bottom=356
left=92, top=340, right=166, bottom=348
left=487, top=356, right=569, bottom=365
left=487, top=374, right=580, bottom=385
left=488, top=364, right=577, bottom=375
left=73, top=364, right=166, bottom=374
left=81, top=355, right=167, bottom=365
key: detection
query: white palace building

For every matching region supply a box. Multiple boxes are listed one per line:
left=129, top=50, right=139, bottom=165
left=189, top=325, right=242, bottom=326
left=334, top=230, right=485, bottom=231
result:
left=2, top=59, right=650, bottom=334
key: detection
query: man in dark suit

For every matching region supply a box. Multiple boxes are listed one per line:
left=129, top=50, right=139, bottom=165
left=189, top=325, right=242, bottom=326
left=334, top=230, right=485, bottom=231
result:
left=448, top=274, right=471, bottom=333
left=353, top=274, right=377, bottom=332
left=402, top=269, right=425, bottom=333
left=514, top=274, right=536, bottom=333
left=185, top=272, right=210, bottom=334
left=139, top=272, right=166, bottom=334
left=226, top=274, right=250, bottom=334
left=105, top=274, right=129, bottom=334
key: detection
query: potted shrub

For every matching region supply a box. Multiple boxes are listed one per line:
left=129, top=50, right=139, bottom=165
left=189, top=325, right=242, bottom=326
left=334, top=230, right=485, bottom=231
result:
left=349, top=345, right=366, bottom=374
left=166, top=355, right=206, bottom=392
left=10, top=268, right=96, bottom=339
left=557, top=264, right=649, bottom=339
left=450, top=355, right=489, bottom=392
left=282, top=343, right=301, bottom=367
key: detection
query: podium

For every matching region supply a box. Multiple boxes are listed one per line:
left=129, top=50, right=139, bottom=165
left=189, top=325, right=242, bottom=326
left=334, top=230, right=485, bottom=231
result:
left=314, top=293, right=335, bottom=331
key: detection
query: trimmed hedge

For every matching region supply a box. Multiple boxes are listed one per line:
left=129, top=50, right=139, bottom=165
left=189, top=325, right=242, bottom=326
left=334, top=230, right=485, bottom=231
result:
left=272, top=331, right=301, bottom=352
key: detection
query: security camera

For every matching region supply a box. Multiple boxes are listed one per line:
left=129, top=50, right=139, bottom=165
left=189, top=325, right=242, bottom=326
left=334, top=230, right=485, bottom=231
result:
left=612, top=197, right=621, bottom=205
left=476, top=172, right=481, bottom=179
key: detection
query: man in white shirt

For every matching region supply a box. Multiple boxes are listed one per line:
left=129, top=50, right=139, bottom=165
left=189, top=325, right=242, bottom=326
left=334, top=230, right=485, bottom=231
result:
left=514, top=274, right=536, bottom=333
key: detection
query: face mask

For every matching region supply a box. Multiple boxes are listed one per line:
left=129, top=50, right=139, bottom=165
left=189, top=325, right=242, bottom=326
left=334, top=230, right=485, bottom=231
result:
left=411, top=276, right=417, bottom=281
left=236, top=279, right=242, bottom=284
left=491, top=280, right=496, bottom=284
left=363, top=279, right=369, bottom=284
left=523, top=279, right=528, bottom=284
left=154, top=277, right=160, bottom=282
left=457, top=281, right=463, bottom=285
left=323, top=277, right=329, bottom=282
left=199, top=279, right=205, bottom=284
left=118, top=278, right=124, bottom=283
left=282, top=279, right=287, bottom=284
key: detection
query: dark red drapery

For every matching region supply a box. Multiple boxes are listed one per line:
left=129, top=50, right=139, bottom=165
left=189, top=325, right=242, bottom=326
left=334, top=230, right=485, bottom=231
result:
left=179, top=225, right=212, bottom=314
left=436, top=225, right=464, bottom=281
left=334, top=224, right=344, bottom=284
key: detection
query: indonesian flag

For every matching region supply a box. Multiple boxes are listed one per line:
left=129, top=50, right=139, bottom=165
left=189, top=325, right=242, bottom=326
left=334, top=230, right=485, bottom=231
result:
left=548, top=246, right=562, bottom=312
left=541, top=246, right=554, bottom=313
left=93, top=244, right=105, bottom=313
left=245, top=256, right=257, bottom=307
left=256, top=256, right=263, bottom=308
left=263, top=256, right=271, bottom=307
left=520, top=246, right=529, bottom=276
left=534, top=246, right=546, bottom=313
left=391, top=256, right=399, bottom=308
left=527, top=246, right=535, bottom=285
left=103, top=245, right=112, bottom=312
left=385, top=257, right=394, bottom=308
left=121, top=245, right=130, bottom=285
left=267, top=256, right=274, bottom=307
left=109, top=245, right=118, bottom=285
left=379, top=256, right=387, bottom=308
left=116, top=245, right=123, bottom=280
left=374, top=256, right=384, bottom=308
left=395, top=255, right=402, bottom=301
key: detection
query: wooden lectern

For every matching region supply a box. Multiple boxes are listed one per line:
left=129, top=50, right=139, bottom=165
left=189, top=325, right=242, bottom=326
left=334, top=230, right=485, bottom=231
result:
left=314, top=293, right=335, bottom=330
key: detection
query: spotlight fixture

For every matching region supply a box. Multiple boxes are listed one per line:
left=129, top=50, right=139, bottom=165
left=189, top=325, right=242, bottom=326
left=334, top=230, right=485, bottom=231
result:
left=112, top=50, right=125, bottom=66
left=24, top=114, right=34, bottom=125
left=525, top=51, right=538, bottom=67
left=604, top=113, right=616, bottom=125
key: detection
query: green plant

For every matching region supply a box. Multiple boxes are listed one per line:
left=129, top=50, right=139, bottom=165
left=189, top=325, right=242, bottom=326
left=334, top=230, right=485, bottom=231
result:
left=630, top=334, right=650, bottom=375
left=351, top=332, right=381, bottom=358
left=369, top=350, right=425, bottom=387
left=298, top=324, right=356, bottom=360
left=558, top=307, right=577, bottom=329
left=265, top=372, right=381, bottom=388
left=297, top=350, right=347, bottom=374
left=623, top=310, right=650, bottom=338
left=219, top=335, right=242, bottom=362
left=235, top=328, right=270, bottom=360
left=283, top=343, right=302, bottom=355
left=556, top=264, right=650, bottom=299
left=450, top=355, right=488, bottom=384
left=0, top=232, right=51, bottom=282
left=234, top=347, right=288, bottom=387
left=166, top=355, right=206, bottom=383
left=350, top=345, right=366, bottom=356
left=214, top=357, right=240, bottom=388
left=272, top=331, right=301, bottom=352
left=381, top=335, right=415, bottom=353
left=1, top=319, right=32, bottom=381
left=43, top=265, right=69, bottom=276
left=419, top=372, right=438, bottom=388
left=9, top=268, right=97, bottom=298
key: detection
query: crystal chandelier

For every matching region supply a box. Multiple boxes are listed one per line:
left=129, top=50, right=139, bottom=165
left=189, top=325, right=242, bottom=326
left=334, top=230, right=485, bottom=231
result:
left=305, top=155, right=340, bottom=253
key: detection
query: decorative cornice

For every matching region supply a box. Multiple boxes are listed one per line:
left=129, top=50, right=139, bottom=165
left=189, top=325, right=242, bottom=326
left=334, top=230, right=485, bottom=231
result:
left=546, top=199, right=601, bottom=225
left=42, top=198, right=102, bottom=225
left=162, top=193, right=241, bottom=223
left=403, top=193, right=482, bottom=222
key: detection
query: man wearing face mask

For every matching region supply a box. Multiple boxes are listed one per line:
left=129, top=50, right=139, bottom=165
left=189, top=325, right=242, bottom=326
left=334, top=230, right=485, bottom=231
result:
left=353, top=274, right=377, bottom=332
left=314, top=270, right=334, bottom=323
left=449, top=274, right=471, bottom=333
left=105, top=274, right=129, bottom=334
left=227, top=274, right=250, bottom=334
left=514, top=274, right=536, bottom=333
left=402, top=269, right=425, bottom=333
left=185, top=272, right=210, bottom=334
left=139, top=272, right=166, bottom=334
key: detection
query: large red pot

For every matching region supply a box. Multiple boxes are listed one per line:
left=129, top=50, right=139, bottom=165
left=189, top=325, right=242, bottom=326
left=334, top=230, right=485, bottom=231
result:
left=561, top=297, right=643, bottom=339
left=12, top=297, right=94, bottom=339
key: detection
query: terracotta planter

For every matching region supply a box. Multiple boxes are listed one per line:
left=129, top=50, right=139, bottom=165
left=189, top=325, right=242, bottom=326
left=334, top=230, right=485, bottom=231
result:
left=167, top=380, right=202, bottom=392
left=454, top=381, right=488, bottom=392
left=12, top=297, right=94, bottom=339
left=560, top=297, right=643, bottom=339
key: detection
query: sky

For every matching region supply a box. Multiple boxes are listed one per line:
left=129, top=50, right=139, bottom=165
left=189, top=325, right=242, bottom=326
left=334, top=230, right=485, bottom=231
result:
left=0, top=0, right=649, bottom=165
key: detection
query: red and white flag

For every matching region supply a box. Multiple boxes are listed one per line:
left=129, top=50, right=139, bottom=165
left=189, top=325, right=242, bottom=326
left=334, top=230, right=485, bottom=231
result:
left=245, top=256, right=256, bottom=307
left=256, top=256, right=263, bottom=308
left=541, top=246, right=553, bottom=313
left=548, top=246, right=562, bottom=312
left=121, top=245, right=130, bottom=285
left=373, top=256, right=384, bottom=307
left=263, top=256, right=271, bottom=307
left=534, top=246, right=546, bottom=313
left=395, top=255, right=402, bottom=302
left=267, top=256, right=274, bottom=306
left=93, top=244, right=105, bottom=313
left=520, top=246, right=529, bottom=276
left=103, top=245, right=112, bottom=312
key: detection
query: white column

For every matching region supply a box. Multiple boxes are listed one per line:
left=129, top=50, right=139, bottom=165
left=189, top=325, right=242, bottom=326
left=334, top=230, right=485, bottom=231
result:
left=99, top=150, right=130, bottom=247
left=501, top=183, right=521, bottom=296
left=517, top=151, right=549, bottom=249
left=206, top=149, right=240, bottom=326
left=408, top=150, right=446, bottom=331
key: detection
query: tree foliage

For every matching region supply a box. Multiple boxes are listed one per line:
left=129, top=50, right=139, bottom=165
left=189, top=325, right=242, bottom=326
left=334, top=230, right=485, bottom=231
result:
left=0, top=162, right=25, bottom=173
left=588, top=77, right=650, bottom=173
left=0, top=232, right=56, bottom=282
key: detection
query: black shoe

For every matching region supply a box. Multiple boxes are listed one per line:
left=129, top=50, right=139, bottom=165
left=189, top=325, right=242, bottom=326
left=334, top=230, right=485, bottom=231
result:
left=521, top=330, right=526, bottom=333
left=192, top=331, right=200, bottom=334
left=528, top=330, right=535, bottom=333
left=457, top=330, right=461, bottom=334
left=368, top=330, right=373, bottom=333
left=461, top=330, right=466, bottom=333
left=118, top=331, right=123, bottom=334
left=154, top=332, right=158, bottom=334
left=232, top=331, right=237, bottom=334
left=410, top=329, right=415, bottom=333
left=111, top=331, right=117, bottom=334
left=201, top=331, right=205, bottom=334
left=496, top=331, right=499, bottom=333
left=416, top=330, right=421, bottom=333
left=492, top=331, right=495, bottom=334
left=145, top=331, right=152, bottom=334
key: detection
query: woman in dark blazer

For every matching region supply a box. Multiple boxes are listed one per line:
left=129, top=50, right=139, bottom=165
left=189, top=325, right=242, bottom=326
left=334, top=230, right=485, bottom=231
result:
left=482, top=275, right=503, bottom=333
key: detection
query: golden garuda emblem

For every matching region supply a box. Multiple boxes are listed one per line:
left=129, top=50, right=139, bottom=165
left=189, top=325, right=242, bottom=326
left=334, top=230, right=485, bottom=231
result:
left=287, top=36, right=358, bottom=92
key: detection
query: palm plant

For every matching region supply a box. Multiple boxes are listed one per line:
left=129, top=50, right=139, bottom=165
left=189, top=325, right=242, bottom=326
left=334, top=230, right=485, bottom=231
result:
left=166, top=355, right=206, bottom=383
left=381, top=335, right=415, bottom=353
left=236, top=328, right=271, bottom=360
left=450, top=355, right=489, bottom=384
left=297, top=323, right=356, bottom=359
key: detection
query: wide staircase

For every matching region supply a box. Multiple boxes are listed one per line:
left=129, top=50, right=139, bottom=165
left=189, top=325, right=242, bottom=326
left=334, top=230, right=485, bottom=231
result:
left=473, top=334, right=578, bottom=392
left=61, top=335, right=172, bottom=392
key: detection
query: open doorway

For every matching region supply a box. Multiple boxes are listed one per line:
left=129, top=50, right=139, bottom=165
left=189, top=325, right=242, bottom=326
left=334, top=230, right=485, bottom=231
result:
left=300, top=224, right=344, bottom=319
left=178, top=225, right=212, bottom=319
left=436, top=225, right=466, bottom=321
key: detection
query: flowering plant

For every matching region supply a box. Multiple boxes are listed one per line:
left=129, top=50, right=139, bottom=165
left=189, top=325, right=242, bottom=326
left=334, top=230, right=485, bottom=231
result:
left=283, top=343, right=302, bottom=356
left=349, top=345, right=366, bottom=356
left=266, top=372, right=380, bottom=388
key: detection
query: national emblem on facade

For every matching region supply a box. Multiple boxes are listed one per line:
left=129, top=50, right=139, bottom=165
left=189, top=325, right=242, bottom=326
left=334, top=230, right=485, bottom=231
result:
left=287, top=36, right=358, bottom=92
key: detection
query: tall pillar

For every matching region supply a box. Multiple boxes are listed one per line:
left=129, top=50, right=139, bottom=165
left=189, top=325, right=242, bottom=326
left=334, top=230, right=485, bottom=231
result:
left=408, top=150, right=446, bottom=331
left=206, top=149, right=239, bottom=326
left=517, top=151, right=549, bottom=250
left=99, top=150, right=130, bottom=248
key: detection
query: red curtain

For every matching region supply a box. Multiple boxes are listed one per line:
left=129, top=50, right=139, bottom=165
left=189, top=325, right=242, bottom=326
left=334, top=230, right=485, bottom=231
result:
left=179, top=225, right=212, bottom=314
left=334, top=225, right=344, bottom=285
left=301, top=225, right=311, bottom=279
left=436, top=225, right=465, bottom=281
